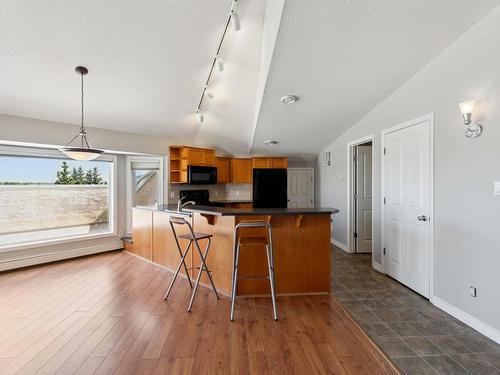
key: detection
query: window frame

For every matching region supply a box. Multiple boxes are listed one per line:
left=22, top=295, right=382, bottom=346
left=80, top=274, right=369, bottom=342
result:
left=125, top=155, right=164, bottom=234
left=0, top=145, right=118, bottom=252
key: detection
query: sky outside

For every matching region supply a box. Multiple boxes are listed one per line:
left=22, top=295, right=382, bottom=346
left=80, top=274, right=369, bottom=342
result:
left=0, top=156, right=110, bottom=183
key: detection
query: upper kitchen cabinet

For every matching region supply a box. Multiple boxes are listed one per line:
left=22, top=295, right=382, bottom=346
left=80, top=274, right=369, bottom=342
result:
left=169, top=145, right=216, bottom=183
left=230, top=158, right=252, bottom=183
left=183, top=147, right=216, bottom=166
left=215, top=157, right=231, bottom=184
left=251, top=157, right=288, bottom=169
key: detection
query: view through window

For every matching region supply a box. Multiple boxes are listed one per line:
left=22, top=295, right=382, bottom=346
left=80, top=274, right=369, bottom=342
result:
left=0, top=152, right=114, bottom=247
left=130, top=159, right=162, bottom=209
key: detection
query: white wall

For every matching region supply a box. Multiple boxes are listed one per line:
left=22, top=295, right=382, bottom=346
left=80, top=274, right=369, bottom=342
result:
left=317, top=7, right=500, bottom=336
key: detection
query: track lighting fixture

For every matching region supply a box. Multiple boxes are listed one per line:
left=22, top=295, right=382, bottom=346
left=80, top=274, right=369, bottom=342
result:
left=194, top=0, right=240, bottom=124
left=216, top=56, right=224, bottom=72
left=197, top=111, right=204, bottom=124
left=205, top=88, right=215, bottom=99
left=231, top=11, right=241, bottom=31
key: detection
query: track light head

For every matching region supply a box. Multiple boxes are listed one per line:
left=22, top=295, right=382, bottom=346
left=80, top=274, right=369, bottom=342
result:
left=231, top=11, right=241, bottom=31
left=196, top=111, right=204, bottom=124
left=205, top=88, right=215, bottom=100
left=216, top=57, right=224, bottom=72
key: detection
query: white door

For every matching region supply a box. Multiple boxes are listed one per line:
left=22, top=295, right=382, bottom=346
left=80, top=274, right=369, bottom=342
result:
left=383, top=119, right=431, bottom=298
left=355, top=145, right=372, bottom=253
left=287, top=168, right=314, bottom=208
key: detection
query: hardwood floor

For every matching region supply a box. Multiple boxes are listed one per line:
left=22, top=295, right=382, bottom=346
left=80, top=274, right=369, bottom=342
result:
left=0, top=250, right=399, bottom=374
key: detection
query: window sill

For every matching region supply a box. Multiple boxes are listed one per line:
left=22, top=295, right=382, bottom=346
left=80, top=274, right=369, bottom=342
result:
left=0, top=231, right=118, bottom=254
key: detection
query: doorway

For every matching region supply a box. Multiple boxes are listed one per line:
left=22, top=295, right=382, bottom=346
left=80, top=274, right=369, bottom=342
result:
left=348, top=137, right=374, bottom=255
left=287, top=168, right=314, bottom=208
left=382, top=114, right=433, bottom=298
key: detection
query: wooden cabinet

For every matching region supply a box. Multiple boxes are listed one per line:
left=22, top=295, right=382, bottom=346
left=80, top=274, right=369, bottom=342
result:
left=230, top=158, right=252, bottom=183
left=184, top=147, right=215, bottom=166
left=270, top=157, right=288, bottom=168
left=169, top=146, right=216, bottom=183
left=216, top=157, right=230, bottom=184
left=251, top=157, right=288, bottom=169
left=169, top=145, right=287, bottom=184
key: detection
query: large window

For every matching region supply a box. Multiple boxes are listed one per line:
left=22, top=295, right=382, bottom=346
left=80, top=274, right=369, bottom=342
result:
left=0, top=146, right=115, bottom=248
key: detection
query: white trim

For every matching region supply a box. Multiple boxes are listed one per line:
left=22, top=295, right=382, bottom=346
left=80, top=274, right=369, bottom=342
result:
left=432, top=296, right=500, bottom=345
left=331, top=238, right=347, bottom=252
left=0, top=240, right=123, bottom=271
left=372, top=262, right=384, bottom=273
left=381, top=113, right=434, bottom=298
left=126, top=155, right=164, bottom=234
left=286, top=167, right=315, bottom=207
left=346, top=135, right=374, bottom=257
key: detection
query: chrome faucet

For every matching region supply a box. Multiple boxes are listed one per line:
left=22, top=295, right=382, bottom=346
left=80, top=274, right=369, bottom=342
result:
left=177, top=197, right=196, bottom=212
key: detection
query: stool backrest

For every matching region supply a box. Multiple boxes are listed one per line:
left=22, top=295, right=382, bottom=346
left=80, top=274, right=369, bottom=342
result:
left=234, top=220, right=273, bottom=248
left=169, top=216, right=196, bottom=243
left=235, top=220, right=271, bottom=230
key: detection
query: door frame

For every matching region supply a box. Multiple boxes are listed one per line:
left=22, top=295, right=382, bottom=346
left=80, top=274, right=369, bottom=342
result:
left=381, top=113, right=434, bottom=299
left=287, top=167, right=315, bottom=207
left=346, top=135, right=374, bottom=261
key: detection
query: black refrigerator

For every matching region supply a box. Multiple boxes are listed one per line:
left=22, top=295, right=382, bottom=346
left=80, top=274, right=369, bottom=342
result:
left=252, top=168, right=287, bottom=208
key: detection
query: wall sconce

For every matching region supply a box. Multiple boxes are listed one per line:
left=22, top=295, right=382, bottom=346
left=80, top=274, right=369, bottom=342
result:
left=459, top=100, right=482, bottom=138
left=323, top=151, right=331, bottom=166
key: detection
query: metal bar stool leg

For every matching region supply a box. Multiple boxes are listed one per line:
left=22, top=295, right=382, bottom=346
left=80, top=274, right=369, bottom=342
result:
left=164, top=240, right=192, bottom=300
left=230, top=243, right=241, bottom=321
left=197, top=238, right=219, bottom=299
left=170, top=221, right=193, bottom=288
left=265, top=244, right=278, bottom=320
left=188, top=237, right=219, bottom=312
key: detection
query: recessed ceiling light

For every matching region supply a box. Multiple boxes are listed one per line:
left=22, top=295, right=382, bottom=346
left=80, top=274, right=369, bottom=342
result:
left=264, top=140, right=278, bottom=146
left=281, top=95, right=297, bottom=104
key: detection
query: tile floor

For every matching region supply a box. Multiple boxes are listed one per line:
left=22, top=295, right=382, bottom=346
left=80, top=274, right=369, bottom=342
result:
left=332, top=247, right=500, bottom=375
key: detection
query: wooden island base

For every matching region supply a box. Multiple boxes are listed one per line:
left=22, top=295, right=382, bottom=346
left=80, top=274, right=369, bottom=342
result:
left=128, top=207, right=333, bottom=296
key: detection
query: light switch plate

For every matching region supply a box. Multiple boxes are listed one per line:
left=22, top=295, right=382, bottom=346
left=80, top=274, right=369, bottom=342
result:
left=495, top=182, right=500, bottom=195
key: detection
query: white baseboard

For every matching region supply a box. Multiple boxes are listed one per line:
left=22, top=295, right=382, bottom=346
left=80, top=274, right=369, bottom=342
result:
left=432, top=296, right=500, bottom=345
left=332, top=238, right=348, bottom=252
left=0, top=240, right=123, bottom=271
left=372, top=262, right=384, bottom=273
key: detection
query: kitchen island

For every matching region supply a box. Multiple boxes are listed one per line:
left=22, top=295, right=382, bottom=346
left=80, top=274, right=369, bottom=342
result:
left=127, top=205, right=339, bottom=296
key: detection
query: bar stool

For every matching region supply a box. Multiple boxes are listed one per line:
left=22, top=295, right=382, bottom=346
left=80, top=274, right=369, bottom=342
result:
left=164, top=216, right=219, bottom=312
left=230, top=220, right=278, bottom=321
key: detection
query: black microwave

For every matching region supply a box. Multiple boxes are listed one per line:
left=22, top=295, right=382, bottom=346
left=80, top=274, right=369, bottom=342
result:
left=188, top=165, right=217, bottom=185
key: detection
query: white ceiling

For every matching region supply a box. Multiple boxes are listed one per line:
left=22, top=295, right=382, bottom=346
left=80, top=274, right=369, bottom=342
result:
left=251, top=0, right=499, bottom=157
left=0, top=1, right=498, bottom=158
left=0, top=0, right=265, bottom=155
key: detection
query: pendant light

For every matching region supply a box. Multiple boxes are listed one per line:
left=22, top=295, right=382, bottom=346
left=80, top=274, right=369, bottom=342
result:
left=60, top=66, right=104, bottom=161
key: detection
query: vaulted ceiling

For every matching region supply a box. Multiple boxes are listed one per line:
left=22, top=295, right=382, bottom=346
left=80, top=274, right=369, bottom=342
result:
left=0, top=1, right=498, bottom=158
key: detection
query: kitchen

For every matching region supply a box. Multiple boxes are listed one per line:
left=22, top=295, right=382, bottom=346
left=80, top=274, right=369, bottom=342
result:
left=126, top=145, right=338, bottom=311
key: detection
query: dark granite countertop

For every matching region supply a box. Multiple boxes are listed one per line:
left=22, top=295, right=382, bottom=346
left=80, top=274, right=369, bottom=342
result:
left=135, top=205, right=339, bottom=216
left=181, top=205, right=339, bottom=216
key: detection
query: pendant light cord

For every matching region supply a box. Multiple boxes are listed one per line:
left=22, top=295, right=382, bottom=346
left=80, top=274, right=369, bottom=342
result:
left=80, top=72, right=85, bottom=132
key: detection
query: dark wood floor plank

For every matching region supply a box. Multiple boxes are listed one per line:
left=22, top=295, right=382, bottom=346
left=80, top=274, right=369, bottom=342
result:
left=0, top=250, right=398, bottom=375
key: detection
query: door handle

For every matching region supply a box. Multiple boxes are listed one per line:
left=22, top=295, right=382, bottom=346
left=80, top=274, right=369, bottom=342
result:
left=417, top=215, right=428, bottom=222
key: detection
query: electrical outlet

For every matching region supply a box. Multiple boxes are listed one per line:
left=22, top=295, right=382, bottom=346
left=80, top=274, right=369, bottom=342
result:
left=118, top=230, right=123, bottom=237
left=470, top=286, right=477, bottom=298
left=494, top=182, right=500, bottom=195
left=236, top=191, right=240, bottom=196
left=170, top=191, right=175, bottom=198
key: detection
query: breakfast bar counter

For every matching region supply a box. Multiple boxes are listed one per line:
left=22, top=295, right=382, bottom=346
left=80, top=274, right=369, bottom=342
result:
left=127, top=205, right=339, bottom=296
